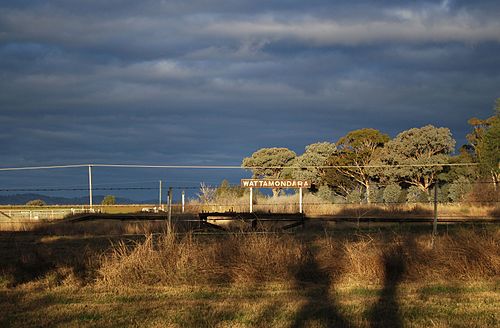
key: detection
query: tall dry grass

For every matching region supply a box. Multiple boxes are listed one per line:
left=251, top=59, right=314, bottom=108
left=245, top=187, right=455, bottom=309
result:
left=98, top=233, right=310, bottom=286
left=97, top=229, right=500, bottom=287
left=0, top=220, right=170, bottom=235
left=318, top=229, right=500, bottom=284
left=187, top=193, right=498, bottom=217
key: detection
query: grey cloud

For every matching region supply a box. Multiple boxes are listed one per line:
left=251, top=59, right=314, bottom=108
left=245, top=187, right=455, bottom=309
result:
left=0, top=0, right=499, bottom=178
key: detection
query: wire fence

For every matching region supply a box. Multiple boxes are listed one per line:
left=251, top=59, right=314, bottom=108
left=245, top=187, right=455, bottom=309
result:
left=0, top=161, right=498, bottom=222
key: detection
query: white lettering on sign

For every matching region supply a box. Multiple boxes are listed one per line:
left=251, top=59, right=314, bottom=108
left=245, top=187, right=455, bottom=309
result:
left=241, top=179, right=311, bottom=188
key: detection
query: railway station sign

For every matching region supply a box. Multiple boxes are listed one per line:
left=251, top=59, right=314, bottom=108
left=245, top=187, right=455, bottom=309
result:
left=241, top=179, right=311, bottom=188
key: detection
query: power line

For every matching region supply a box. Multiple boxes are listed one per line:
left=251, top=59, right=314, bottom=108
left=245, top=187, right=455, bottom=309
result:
left=0, top=186, right=202, bottom=192
left=0, top=162, right=480, bottom=172
left=0, top=164, right=88, bottom=171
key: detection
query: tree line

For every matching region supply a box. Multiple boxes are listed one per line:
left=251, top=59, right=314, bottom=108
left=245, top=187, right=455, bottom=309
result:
left=241, top=99, right=500, bottom=204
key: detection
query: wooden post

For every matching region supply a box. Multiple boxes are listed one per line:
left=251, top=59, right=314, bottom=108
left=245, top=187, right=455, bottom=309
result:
left=159, top=180, right=162, bottom=206
left=431, top=183, right=438, bottom=247
left=249, top=187, right=253, bottom=213
left=168, top=187, right=173, bottom=234
left=182, top=190, right=185, bottom=213
left=88, top=165, right=93, bottom=210
left=299, top=187, right=303, bottom=214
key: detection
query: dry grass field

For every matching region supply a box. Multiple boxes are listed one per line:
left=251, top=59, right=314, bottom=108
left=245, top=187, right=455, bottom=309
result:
left=0, top=219, right=498, bottom=327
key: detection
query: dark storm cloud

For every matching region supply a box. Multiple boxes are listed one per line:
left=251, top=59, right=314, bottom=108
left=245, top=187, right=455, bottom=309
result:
left=1, top=0, right=499, bottom=183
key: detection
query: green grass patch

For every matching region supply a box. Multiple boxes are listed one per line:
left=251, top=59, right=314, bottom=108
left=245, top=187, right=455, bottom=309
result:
left=1, top=281, right=498, bottom=327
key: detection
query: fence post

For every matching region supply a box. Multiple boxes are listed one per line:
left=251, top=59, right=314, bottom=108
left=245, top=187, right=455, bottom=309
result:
left=159, top=180, right=162, bottom=207
left=299, top=187, right=303, bottom=214
left=88, top=165, right=93, bottom=211
left=431, top=183, right=438, bottom=247
left=167, top=187, right=172, bottom=233
left=182, top=190, right=185, bottom=213
left=249, top=187, right=253, bottom=213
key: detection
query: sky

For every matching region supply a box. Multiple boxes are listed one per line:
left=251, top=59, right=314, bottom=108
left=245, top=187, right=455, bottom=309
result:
left=1, top=0, right=499, bottom=200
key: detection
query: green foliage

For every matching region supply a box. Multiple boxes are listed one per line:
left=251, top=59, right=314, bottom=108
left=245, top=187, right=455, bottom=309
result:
left=242, top=147, right=296, bottom=179
left=464, top=99, right=499, bottom=185
left=323, top=167, right=357, bottom=197
left=242, top=147, right=296, bottom=197
left=293, top=142, right=336, bottom=186
left=315, top=184, right=334, bottom=201
left=332, top=195, right=347, bottom=204
left=379, top=125, right=455, bottom=191
left=383, top=184, right=402, bottom=204
left=26, top=199, right=46, bottom=206
left=327, top=128, right=389, bottom=203
left=368, top=185, right=384, bottom=203
left=346, top=188, right=364, bottom=204
left=215, top=179, right=244, bottom=200
left=438, top=184, right=451, bottom=203
left=406, top=186, right=429, bottom=203
left=448, top=177, right=472, bottom=202
left=466, top=115, right=496, bottom=160
left=101, top=195, right=116, bottom=205
left=477, top=114, right=499, bottom=183
left=438, top=151, right=479, bottom=183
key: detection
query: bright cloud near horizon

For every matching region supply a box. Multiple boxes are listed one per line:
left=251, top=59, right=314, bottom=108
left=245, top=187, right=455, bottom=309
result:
left=0, top=0, right=499, bottom=186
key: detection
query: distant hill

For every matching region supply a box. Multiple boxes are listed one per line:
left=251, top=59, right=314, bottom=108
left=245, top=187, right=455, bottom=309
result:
left=0, top=193, right=156, bottom=205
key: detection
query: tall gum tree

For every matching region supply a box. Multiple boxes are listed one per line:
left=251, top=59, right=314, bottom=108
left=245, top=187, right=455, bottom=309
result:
left=292, top=142, right=337, bottom=188
left=327, top=128, right=389, bottom=203
left=242, top=147, right=296, bottom=197
left=379, top=125, right=455, bottom=192
left=476, top=99, right=500, bottom=189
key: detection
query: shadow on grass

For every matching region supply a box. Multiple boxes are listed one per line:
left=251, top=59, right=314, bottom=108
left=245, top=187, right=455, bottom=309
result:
left=176, top=302, right=239, bottom=327
left=0, top=231, right=121, bottom=286
left=330, top=204, right=434, bottom=219
left=290, top=241, right=351, bottom=328
left=289, top=235, right=410, bottom=328
left=368, top=238, right=408, bottom=328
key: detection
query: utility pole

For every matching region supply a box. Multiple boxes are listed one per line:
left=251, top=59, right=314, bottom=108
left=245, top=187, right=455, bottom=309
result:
left=88, top=165, right=93, bottom=211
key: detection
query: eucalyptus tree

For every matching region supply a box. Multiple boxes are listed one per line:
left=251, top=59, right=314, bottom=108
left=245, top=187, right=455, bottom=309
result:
left=466, top=115, right=497, bottom=161
left=476, top=100, right=500, bottom=188
left=326, top=128, right=389, bottom=203
left=292, top=142, right=336, bottom=187
left=242, top=147, right=297, bottom=197
left=379, top=125, right=455, bottom=192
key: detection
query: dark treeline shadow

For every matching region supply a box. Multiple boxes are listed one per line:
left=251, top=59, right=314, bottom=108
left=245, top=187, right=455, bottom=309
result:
left=0, top=230, right=116, bottom=286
